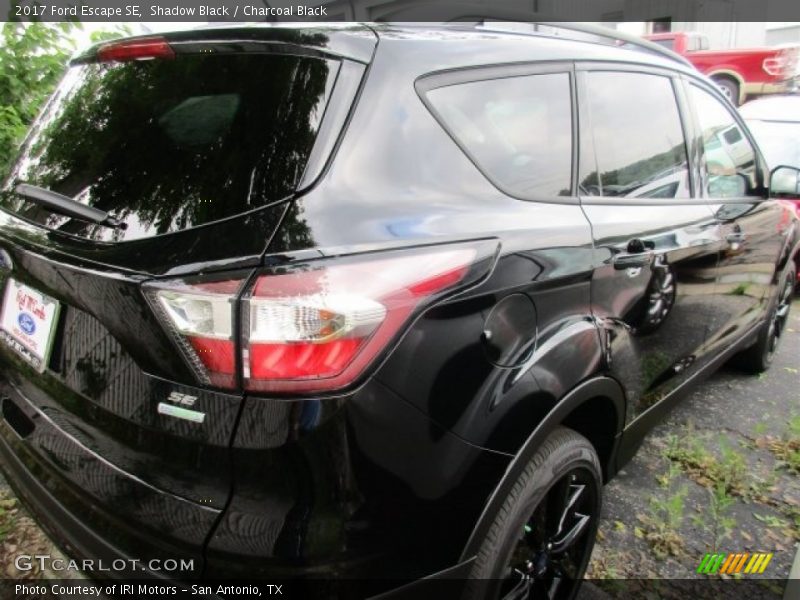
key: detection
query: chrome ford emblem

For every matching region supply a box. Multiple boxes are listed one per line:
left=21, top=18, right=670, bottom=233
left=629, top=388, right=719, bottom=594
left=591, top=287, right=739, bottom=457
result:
left=18, top=313, right=36, bottom=335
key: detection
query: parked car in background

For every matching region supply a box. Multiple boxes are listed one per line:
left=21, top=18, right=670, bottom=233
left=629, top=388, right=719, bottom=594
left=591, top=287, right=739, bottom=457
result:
left=740, top=94, right=800, bottom=284
left=0, top=22, right=798, bottom=600
left=644, top=31, right=800, bottom=105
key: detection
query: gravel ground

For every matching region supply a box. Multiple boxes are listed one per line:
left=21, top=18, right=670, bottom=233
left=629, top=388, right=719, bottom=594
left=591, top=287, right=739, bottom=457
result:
left=582, top=298, right=800, bottom=599
left=0, top=302, right=797, bottom=597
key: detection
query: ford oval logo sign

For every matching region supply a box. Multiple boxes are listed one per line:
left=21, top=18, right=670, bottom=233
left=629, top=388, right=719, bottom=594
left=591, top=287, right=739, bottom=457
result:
left=0, top=249, right=12, bottom=272
left=18, top=313, right=36, bottom=335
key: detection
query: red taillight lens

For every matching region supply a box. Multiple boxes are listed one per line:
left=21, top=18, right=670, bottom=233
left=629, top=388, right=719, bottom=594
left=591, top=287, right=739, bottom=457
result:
left=97, top=37, right=175, bottom=63
left=146, top=276, right=243, bottom=388
left=146, top=243, right=493, bottom=393
left=763, top=48, right=798, bottom=78
left=243, top=248, right=477, bottom=393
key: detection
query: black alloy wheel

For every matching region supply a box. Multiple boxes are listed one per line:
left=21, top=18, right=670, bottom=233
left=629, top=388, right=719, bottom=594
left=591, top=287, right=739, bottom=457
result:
left=466, top=428, right=602, bottom=600
left=500, top=468, right=598, bottom=600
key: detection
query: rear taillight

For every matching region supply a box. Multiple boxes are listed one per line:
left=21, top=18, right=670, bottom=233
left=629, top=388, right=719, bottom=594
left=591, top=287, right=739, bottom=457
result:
left=146, top=244, right=494, bottom=394
left=763, top=47, right=799, bottom=78
left=97, top=37, right=175, bottom=63
left=148, top=278, right=244, bottom=388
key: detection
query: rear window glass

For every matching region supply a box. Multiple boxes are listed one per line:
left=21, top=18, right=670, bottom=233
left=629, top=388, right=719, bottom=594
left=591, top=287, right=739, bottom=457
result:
left=425, top=73, right=573, bottom=198
left=1, top=51, right=338, bottom=242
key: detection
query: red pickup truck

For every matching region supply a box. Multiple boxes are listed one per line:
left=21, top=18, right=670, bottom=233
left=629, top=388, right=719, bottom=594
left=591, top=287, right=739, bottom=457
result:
left=644, top=32, right=800, bottom=105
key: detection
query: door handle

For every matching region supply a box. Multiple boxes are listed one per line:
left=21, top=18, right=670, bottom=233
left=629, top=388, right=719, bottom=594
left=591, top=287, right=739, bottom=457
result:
left=613, top=251, right=652, bottom=270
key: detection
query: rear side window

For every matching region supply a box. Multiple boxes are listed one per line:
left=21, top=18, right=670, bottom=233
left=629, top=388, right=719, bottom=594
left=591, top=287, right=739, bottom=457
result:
left=688, top=84, right=761, bottom=198
left=579, top=72, right=690, bottom=199
left=424, top=73, right=573, bottom=198
left=1, top=51, right=338, bottom=242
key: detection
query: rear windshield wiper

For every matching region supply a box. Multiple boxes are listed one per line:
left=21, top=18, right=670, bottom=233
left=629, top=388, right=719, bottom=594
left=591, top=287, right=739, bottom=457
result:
left=14, top=183, right=126, bottom=230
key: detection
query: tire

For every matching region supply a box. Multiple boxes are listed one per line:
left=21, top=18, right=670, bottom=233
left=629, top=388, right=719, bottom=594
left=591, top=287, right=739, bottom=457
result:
left=733, top=266, right=794, bottom=374
left=713, top=76, right=740, bottom=106
left=465, top=427, right=602, bottom=600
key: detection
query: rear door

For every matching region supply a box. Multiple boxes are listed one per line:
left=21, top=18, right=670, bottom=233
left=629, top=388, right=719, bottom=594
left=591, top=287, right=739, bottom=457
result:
left=0, top=30, right=364, bottom=567
left=577, top=66, right=721, bottom=424
left=683, top=81, right=785, bottom=355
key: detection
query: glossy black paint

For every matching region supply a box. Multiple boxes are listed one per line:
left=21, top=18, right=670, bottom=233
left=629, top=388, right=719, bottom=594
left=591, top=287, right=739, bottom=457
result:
left=0, top=23, right=797, bottom=596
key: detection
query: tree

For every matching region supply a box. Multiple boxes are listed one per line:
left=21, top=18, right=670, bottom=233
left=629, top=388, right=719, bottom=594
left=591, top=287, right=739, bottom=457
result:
left=0, top=23, right=129, bottom=179
left=0, top=23, right=78, bottom=178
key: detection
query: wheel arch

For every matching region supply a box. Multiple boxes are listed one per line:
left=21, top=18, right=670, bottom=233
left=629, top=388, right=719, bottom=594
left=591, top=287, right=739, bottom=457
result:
left=708, top=70, right=744, bottom=103
left=707, top=69, right=744, bottom=87
left=460, top=376, right=625, bottom=561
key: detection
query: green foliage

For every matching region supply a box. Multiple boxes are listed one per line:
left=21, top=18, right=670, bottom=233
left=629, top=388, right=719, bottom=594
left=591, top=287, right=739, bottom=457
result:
left=729, top=283, right=749, bottom=296
left=0, top=23, right=132, bottom=181
left=0, top=496, right=18, bottom=542
left=664, top=432, right=748, bottom=497
left=638, top=481, right=688, bottom=559
left=755, top=413, right=800, bottom=475
left=692, top=482, right=736, bottom=553
left=0, top=23, right=78, bottom=178
left=89, top=25, right=133, bottom=44
left=753, top=513, right=789, bottom=528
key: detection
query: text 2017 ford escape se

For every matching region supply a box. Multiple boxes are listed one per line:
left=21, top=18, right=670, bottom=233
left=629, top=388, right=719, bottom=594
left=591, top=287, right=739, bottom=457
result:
left=0, top=22, right=798, bottom=600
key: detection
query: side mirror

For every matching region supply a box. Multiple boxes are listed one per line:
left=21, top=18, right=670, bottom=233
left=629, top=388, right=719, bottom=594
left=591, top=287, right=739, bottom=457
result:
left=769, top=165, right=800, bottom=198
left=707, top=173, right=748, bottom=198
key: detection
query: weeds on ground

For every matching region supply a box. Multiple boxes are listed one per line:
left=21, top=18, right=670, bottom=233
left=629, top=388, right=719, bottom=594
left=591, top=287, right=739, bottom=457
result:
left=729, top=284, right=749, bottom=296
left=0, top=495, right=17, bottom=543
left=637, top=480, right=688, bottom=559
left=754, top=414, right=800, bottom=474
left=589, top=551, right=628, bottom=595
left=784, top=505, right=800, bottom=541
left=664, top=432, right=748, bottom=497
left=692, top=482, right=736, bottom=553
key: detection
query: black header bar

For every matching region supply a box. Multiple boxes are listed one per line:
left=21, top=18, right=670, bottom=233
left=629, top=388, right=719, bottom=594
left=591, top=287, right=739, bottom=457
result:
left=2, top=0, right=800, bottom=23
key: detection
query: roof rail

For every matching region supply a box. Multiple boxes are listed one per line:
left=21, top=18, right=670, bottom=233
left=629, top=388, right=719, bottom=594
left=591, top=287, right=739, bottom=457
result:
left=536, top=22, right=692, bottom=68
left=375, top=2, right=692, bottom=68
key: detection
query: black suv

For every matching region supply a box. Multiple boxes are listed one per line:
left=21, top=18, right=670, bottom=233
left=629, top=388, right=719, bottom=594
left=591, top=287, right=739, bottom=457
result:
left=0, top=22, right=797, bottom=600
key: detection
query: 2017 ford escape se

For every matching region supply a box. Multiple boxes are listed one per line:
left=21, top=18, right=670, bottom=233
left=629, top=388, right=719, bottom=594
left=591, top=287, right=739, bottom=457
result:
left=0, top=22, right=798, bottom=600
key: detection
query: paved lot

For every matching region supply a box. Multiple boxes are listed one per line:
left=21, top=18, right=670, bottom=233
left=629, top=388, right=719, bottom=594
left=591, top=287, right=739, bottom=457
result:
left=0, top=303, right=797, bottom=596
left=583, top=299, right=800, bottom=599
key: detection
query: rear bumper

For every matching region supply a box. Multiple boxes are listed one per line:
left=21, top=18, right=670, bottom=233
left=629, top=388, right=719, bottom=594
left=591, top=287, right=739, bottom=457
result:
left=743, top=77, right=800, bottom=97
left=0, top=402, right=484, bottom=599
left=0, top=423, right=192, bottom=580
left=0, top=419, right=188, bottom=581
left=0, top=385, right=208, bottom=580
left=0, top=374, right=509, bottom=589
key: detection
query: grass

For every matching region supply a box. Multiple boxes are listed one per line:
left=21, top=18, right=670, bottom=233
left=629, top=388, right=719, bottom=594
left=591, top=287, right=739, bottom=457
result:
left=755, top=414, right=800, bottom=475
left=0, top=495, right=17, bottom=543
left=692, top=482, right=736, bottom=553
left=637, top=479, right=688, bottom=559
left=589, top=549, right=629, bottom=595
left=664, top=431, right=749, bottom=498
left=729, top=284, right=749, bottom=296
left=662, top=420, right=800, bottom=550
left=753, top=513, right=789, bottom=529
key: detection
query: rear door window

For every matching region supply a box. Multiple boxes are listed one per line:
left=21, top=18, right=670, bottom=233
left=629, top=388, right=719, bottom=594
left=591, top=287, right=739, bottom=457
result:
left=579, top=71, right=690, bottom=199
left=1, top=51, right=338, bottom=242
left=688, top=84, right=761, bottom=198
left=423, top=72, right=573, bottom=198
